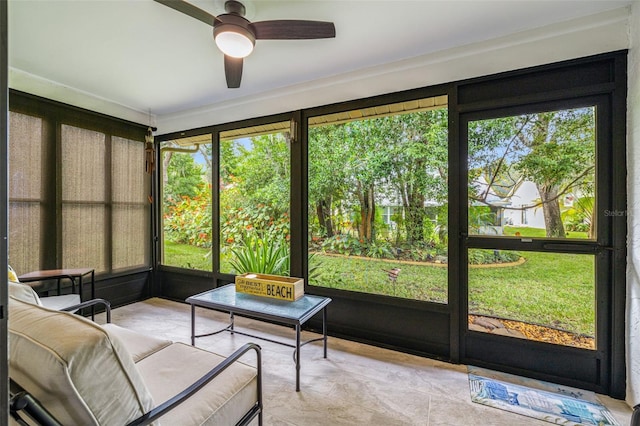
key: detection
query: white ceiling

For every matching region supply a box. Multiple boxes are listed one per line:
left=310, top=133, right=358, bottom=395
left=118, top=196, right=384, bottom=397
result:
left=8, top=0, right=633, bottom=134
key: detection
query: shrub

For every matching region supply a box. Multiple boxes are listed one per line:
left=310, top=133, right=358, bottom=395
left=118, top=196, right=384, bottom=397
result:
left=163, top=183, right=212, bottom=248
left=321, top=234, right=364, bottom=256
left=229, top=235, right=322, bottom=280
left=229, top=236, right=288, bottom=275
left=221, top=204, right=289, bottom=249
left=366, top=241, right=395, bottom=259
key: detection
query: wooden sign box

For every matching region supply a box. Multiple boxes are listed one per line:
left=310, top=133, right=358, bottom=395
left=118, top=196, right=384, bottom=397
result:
left=235, top=273, right=304, bottom=301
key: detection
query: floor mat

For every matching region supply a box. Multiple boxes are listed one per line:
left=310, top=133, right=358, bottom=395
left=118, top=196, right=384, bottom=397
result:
left=468, top=366, right=620, bottom=425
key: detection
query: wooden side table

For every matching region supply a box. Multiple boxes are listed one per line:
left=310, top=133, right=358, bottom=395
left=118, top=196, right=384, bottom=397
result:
left=18, top=268, right=96, bottom=318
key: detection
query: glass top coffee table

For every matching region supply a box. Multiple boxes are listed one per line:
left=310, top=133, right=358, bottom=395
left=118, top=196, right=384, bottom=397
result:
left=186, top=284, right=332, bottom=391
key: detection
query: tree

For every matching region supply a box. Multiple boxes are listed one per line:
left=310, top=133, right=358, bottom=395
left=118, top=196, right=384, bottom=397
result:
left=220, top=138, right=239, bottom=188
left=232, top=133, right=290, bottom=210
left=469, top=107, right=595, bottom=238
left=343, top=120, right=388, bottom=242
left=308, top=107, right=448, bottom=245
left=198, top=143, right=212, bottom=184
left=468, top=115, right=522, bottom=206
left=514, top=109, right=595, bottom=237
left=308, top=125, right=350, bottom=238
left=163, top=151, right=205, bottom=206
left=310, top=119, right=386, bottom=243
left=378, top=109, right=448, bottom=243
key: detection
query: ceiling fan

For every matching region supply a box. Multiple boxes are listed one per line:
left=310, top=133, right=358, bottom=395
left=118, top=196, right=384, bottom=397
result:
left=154, top=0, right=336, bottom=88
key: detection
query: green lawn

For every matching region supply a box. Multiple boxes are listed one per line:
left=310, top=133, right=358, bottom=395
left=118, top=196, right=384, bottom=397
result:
left=164, top=240, right=595, bottom=336
left=163, top=241, right=234, bottom=271
left=468, top=252, right=594, bottom=335
left=504, top=225, right=589, bottom=239
left=163, top=241, right=212, bottom=271
left=311, top=254, right=449, bottom=302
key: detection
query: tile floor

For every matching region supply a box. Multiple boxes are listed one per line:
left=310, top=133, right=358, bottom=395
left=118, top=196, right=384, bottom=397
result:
left=98, top=298, right=633, bottom=426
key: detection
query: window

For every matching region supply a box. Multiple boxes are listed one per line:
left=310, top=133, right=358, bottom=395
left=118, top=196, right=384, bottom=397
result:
left=8, top=94, right=149, bottom=275
left=160, top=135, right=212, bottom=271
left=219, top=123, right=291, bottom=276
left=8, top=111, right=45, bottom=274
left=112, top=136, right=149, bottom=270
left=158, top=122, right=292, bottom=276
left=468, top=107, right=596, bottom=240
left=307, top=96, right=449, bottom=302
left=61, top=125, right=108, bottom=271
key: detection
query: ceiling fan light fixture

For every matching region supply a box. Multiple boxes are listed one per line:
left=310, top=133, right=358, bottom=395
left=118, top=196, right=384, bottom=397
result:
left=214, top=26, right=255, bottom=58
left=156, top=0, right=336, bottom=88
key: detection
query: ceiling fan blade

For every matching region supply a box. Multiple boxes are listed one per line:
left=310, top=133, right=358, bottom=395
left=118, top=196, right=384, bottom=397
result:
left=251, top=20, right=336, bottom=40
left=153, top=0, right=219, bottom=27
left=224, top=55, right=243, bottom=88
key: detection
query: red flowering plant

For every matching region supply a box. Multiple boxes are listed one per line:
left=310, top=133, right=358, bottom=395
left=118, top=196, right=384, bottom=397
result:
left=220, top=203, right=290, bottom=250
left=163, top=182, right=212, bottom=248
left=219, top=197, right=292, bottom=274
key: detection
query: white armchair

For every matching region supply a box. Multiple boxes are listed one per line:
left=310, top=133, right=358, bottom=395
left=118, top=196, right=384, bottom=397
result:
left=7, top=283, right=262, bottom=426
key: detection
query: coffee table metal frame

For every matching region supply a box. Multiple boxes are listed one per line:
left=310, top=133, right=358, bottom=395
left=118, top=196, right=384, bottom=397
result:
left=186, top=284, right=331, bottom=391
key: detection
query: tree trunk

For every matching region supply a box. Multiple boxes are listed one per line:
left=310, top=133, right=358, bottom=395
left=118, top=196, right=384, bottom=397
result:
left=315, top=198, right=334, bottom=237
left=357, top=183, right=375, bottom=242
left=538, top=184, right=565, bottom=238
left=162, top=151, right=173, bottom=189
left=367, top=187, right=375, bottom=241
left=406, top=208, right=424, bottom=242
left=405, top=193, right=426, bottom=243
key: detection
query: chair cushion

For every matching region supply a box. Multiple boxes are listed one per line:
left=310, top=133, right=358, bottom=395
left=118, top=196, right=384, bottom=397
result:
left=137, top=342, right=258, bottom=426
left=8, top=297, right=155, bottom=426
left=9, top=280, right=81, bottom=312
left=103, top=323, right=173, bottom=363
left=39, top=293, right=81, bottom=311
left=9, top=274, right=81, bottom=311
left=8, top=280, right=42, bottom=306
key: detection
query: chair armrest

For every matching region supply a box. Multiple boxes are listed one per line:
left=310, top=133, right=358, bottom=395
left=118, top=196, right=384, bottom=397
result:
left=10, top=379, right=63, bottom=426
left=631, top=404, right=640, bottom=426
left=59, top=298, right=111, bottom=323
left=126, top=342, right=263, bottom=426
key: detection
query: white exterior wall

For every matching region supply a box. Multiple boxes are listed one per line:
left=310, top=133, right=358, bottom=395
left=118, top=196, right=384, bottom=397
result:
left=627, top=0, right=640, bottom=408
left=501, top=181, right=547, bottom=229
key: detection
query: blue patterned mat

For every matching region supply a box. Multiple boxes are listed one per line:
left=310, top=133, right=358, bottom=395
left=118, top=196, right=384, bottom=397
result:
left=468, top=367, right=620, bottom=425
